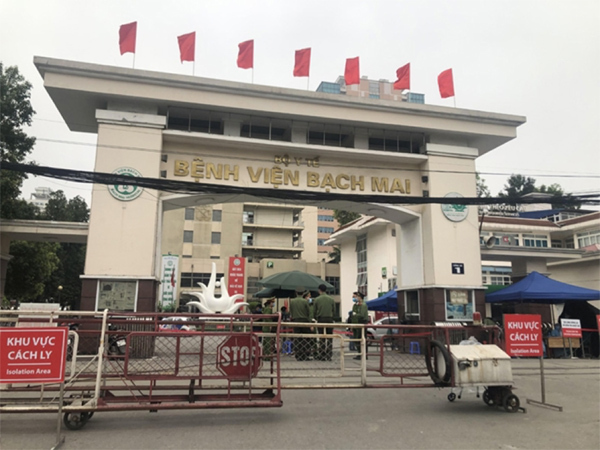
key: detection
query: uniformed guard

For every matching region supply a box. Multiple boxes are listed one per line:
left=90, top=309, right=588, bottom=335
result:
left=314, top=284, right=336, bottom=361
left=262, top=298, right=275, bottom=360
left=289, top=288, right=311, bottom=361
left=350, top=291, right=369, bottom=359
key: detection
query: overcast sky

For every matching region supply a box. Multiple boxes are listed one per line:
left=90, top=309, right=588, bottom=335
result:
left=2, top=0, right=599, bottom=207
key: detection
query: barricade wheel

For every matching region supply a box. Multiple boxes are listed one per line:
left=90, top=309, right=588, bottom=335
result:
left=483, top=389, right=495, bottom=406
left=63, top=412, right=92, bottom=430
left=503, top=394, right=520, bottom=413
left=447, top=392, right=456, bottom=402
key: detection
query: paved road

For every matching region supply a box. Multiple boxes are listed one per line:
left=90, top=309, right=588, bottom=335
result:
left=1, top=359, right=598, bottom=450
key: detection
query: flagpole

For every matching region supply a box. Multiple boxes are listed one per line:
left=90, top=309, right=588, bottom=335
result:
left=307, top=77, right=310, bottom=91
left=252, top=68, right=254, bottom=84
left=132, top=54, right=136, bottom=69
left=193, top=61, right=196, bottom=76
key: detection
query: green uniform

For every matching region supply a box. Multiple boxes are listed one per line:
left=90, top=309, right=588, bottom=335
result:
left=314, top=293, right=336, bottom=360
left=289, top=296, right=311, bottom=361
left=351, top=301, right=369, bottom=349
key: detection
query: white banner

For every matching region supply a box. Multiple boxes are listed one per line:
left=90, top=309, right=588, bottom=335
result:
left=160, top=255, right=179, bottom=309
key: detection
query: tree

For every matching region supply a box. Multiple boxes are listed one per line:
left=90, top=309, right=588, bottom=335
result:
left=40, top=190, right=89, bottom=308
left=333, top=210, right=361, bottom=227
left=536, top=183, right=580, bottom=209
left=497, top=174, right=537, bottom=203
left=1, top=63, right=36, bottom=219
left=476, top=173, right=491, bottom=198
left=5, top=242, right=60, bottom=301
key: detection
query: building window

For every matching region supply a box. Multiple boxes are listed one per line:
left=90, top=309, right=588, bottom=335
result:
left=318, top=227, right=335, bottom=233
left=490, top=275, right=511, bottom=285
left=185, top=208, right=195, bottom=220
left=565, top=238, right=575, bottom=249
left=388, top=278, right=397, bottom=291
left=180, top=272, right=224, bottom=288
left=317, top=239, right=326, bottom=246
left=325, top=276, right=340, bottom=295
left=356, top=234, right=367, bottom=291
left=577, top=231, right=600, bottom=248
left=183, top=230, right=193, bottom=243
left=242, top=232, right=253, bottom=246
left=318, top=215, right=334, bottom=222
left=211, top=232, right=221, bottom=244
left=551, top=240, right=563, bottom=248
left=243, top=211, right=254, bottom=224
left=405, top=290, right=420, bottom=320
left=523, top=234, right=549, bottom=248
left=212, top=209, right=222, bottom=222
left=445, top=289, right=474, bottom=321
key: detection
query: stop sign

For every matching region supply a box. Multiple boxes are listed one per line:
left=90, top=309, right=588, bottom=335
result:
left=216, top=334, right=262, bottom=379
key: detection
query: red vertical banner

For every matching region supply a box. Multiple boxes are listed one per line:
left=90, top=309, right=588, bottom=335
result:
left=119, top=21, right=137, bottom=55
left=344, top=57, right=360, bottom=85
left=237, top=40, right=254, bottom=69
left=228, top=256, right=246, bottom=301
left=293, top=48, right=311, bottom=77
left=438, top=68, right=455, bottom=98
left=503, top=314, right=543, bottom=357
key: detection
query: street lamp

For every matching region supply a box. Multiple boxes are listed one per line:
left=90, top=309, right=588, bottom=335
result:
left=58, top=285, right=63, bottom=308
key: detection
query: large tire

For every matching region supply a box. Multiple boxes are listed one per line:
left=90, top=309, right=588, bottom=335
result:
left=425, top=340, right=451, bottom=386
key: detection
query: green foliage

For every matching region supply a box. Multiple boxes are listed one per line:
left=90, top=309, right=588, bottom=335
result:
left=43, top=190, right=90, bottom=222
left=333, top=210, right=361, bottom=226
left=476, top=173, right=491, bottom=198
left=328, top=247, right=341, bottom=263
left=5, top=241, right=60, bottom=301
left=1, top=63, right=36, bottom=219
left=498, top=174, right=537, bottom=202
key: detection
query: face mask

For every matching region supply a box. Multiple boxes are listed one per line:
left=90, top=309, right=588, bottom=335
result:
left=352, top=298, right=358, bottom=303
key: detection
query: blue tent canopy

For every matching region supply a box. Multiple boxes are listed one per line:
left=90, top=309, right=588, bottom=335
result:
left=366, top=289, right=398, bottom=312
left=486, top=271, right=600, bottom=304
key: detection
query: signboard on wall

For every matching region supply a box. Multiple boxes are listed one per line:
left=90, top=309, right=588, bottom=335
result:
left=160, top=255, right=179, bottom=309
left=445, top=289, right=473, bottom=321
left=0, top=328, right=68, bottom=383
left=228, top=256, right=246, bottom=299
left=504, top=314, right=543, bottom=357
left=97, top=280, right=137, bottom=311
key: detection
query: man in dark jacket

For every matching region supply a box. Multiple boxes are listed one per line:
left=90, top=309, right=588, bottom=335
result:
left=314, top=284, right=335, bottom=361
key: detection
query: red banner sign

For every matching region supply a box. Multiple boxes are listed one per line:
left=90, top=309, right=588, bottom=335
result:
left=503, top=314, right=543, bottom=357
left=0, top=328, right=68, bottom=383
left=228, top=256, right=246, bottom=300
left=560, top=318, right=582, bottom=338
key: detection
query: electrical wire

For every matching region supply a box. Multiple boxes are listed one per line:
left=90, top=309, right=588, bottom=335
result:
left=3, top=161, right=599, bottom=206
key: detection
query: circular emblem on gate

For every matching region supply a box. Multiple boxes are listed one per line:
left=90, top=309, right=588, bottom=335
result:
left=108, top=167, right=144, bottom=201
left=233, top=258, right=241, bottom=266
left=441, top=192, right=469, bottom=222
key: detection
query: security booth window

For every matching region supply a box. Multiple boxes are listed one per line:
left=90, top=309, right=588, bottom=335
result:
left=445, top=289, right=474, bottom=321
left=405, top=290, right=420, bottom=320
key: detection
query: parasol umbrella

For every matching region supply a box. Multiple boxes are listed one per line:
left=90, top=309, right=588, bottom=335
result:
left=257, top=271, right=334, bottom=292
left=254, top=287, right=319, bottom=299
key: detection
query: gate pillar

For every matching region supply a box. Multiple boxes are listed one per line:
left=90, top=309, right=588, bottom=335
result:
left=80, top=110, right=166, bottom=312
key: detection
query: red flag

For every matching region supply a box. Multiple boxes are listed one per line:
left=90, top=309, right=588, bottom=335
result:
left=438, top=68, right=455, bottom=98
left=171, top=270, right=176, bottom=288
left=344, top=57, right=360, bottom=85
left=119, top=22, right=137, bottom=55
left=293, top=48, right=311, bottom=77
left=237, top=40, right=254, bottom=69
left=177, top=32, right=195, bottom=63
left=393, top=63, right=410, bottom=90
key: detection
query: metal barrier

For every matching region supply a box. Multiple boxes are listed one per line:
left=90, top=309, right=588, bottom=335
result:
left=0, top=309, right=504, bottom=429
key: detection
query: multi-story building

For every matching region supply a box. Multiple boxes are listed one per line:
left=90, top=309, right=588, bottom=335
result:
left=327, top=208, right=600, bottom=322
left=28, top=187, right=53, bottom=211
left=317, top=76, right=425, bottom=104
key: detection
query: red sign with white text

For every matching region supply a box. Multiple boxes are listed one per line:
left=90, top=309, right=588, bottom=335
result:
left=0, top=328, right=68, bottom=383
left=228, top=256, right=246, bottom=300
left=560, top=318, right=582, bottom=338
left=503, top=314, right=543, bottom=357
